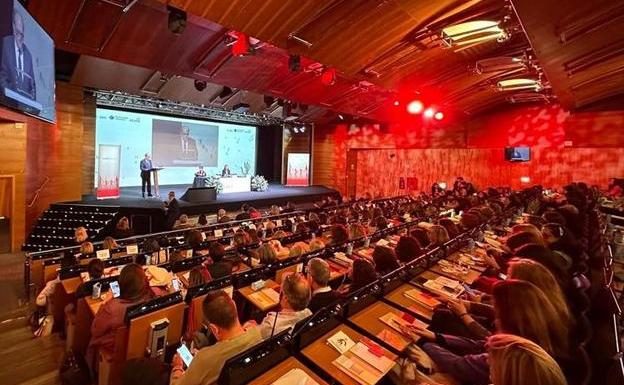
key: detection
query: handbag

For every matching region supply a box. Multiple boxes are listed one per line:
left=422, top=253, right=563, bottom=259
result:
left=60, top=350, right=92, bottom=385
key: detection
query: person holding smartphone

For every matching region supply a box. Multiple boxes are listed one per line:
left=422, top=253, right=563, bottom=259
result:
left=170, top=290, right=261, bottom=385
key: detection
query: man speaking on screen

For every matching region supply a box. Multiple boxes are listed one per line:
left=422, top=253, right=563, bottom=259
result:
left=0, top=10, right=36, bottom=100
left=177, top=125, right=198, bottom=161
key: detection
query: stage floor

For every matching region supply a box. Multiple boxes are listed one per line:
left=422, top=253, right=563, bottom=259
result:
left=75, top=183, right=340, bottom=214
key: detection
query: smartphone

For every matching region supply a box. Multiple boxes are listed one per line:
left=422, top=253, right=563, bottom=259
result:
left=461, top=282, right=476, bottom=296
left=177, top=344, right=194, bottom=368
left=172, top=278, right=181, bottom=292
left=110, top=281, right=121, bottom=298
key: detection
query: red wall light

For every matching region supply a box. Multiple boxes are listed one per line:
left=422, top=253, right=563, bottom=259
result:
left=407, top=100, right=424, bottom=114
left=434, top=111, right=444, bottom=120
left=320, top=68, right=337, bottom=86
left=231, top=32, right=249, bottom=56
left=393, top=100, right=400, bottom=106
left=424, top=108, right=435, bottom=118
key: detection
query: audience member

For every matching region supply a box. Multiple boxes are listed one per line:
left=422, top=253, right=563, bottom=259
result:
left=74, top=226, right=89, bottom=244
left=372, top=245, right=400, bottom=276
left=330, top=224, right=349, bottom=245
left=102, top=236, right=118, bottom=250
left=111, top=217, right=133, bottom=238
left=217, top=209, right=232, bottom=223
left=306, top=258, right=339, bottom=312
left=394, top=235, right=422, bottom=263
left=207, top=242, right=233, bottom=279
left=428, top=224, right=450, bottom=246
left=170, top=290, right=261, bottom=385
left=80, top=241, right=94, bottom=255
left=174, top=214, right=193, bottom=230
left=197, top=214, right=208, bottom=227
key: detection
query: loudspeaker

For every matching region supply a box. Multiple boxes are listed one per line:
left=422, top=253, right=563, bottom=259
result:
left=194, top=80, right=207, bottom=91
left=167, top=6, right=186, bottom=35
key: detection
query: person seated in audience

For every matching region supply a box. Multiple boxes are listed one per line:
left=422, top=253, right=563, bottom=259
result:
left=207, top=242, right=233, bottom=279
left=487, top=334, right=567, bottom=385
left=111, top=216, right=133, bottom=239
left=403, top=280, right=571, bottom=385
left=427, top=224, right=450, bottom=246
left=330, top=224, right=349, bottom=245
left=269, top=204, right=280, bottom=216
left=196, top=213, right=208, bottom=227
left=248, top=207, right=262, bottom=219
left=174, top=214, right=193, bottom=230
left=187, top=266, right=209, bottom=288
left=339, top=259, right=377, bottom=294
left=513, top=243, right=570, bottom=284
left=145, top=264, right=172, bottom=296
left=255, top=273, right=312, bottom=339
left=282, top=201, right=297, bottom=213
left=371, top=215, right=389, bottom=230
left=257, top=243, right=277, bottom=265
left=89, top=264, right=151, bottom=363
left=77, top=258, right=105, bottom=297
left=270, top=239, right=290, bottom=259
left=348, top=223, right=368, bottom=240
left=74, top=226, right=89, bottom=244
left=306, top=258, right=339, bottom=313
left=459, top=212, right=482, bottom=230
left=80, top=241, right=94, bottom=255
left=541, top=222, right=581, bottom=266
left=186, top=230, right=209, bottom=257
left=289, top=241, right=310, bottom=257
left=235, top=204, right=251, bottom=220
left=272, top=229, right=288, bottom=239
left=410, top=228, right=431, bottom=248
left=309, top=237, right=325, bottom=251
left=372, top=245, right=400, bottom=276
left=217, top=208, right=232, bottom=223
left=542, top=210, right=567, bottom=226
left=232, top=230, right=252, bottom=249
left=439, top=217, right=460, bottom=238
left=102, top=236, right=118, bottom=250
left=170, top=290, right=262, bottom=385
left=394, top=235, right=423, bottom=263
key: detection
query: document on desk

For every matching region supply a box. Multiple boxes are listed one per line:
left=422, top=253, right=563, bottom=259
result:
left=249, top=288, right=279, bottom=308
left=403, top=289, right=441, bottom=309
left=379, top=312, right=427, bottom=335
left=332, top=341, right=394, bottom=385
left=271, top=368, right=319, bottom=385
left=327, top=330, right=355, bottom=354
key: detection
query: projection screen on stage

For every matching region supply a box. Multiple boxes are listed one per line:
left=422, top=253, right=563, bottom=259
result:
left=94, top=107, right=257, bottom=187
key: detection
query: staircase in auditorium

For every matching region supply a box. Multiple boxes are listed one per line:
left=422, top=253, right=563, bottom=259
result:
left=23, top=204, right=120, bottom=252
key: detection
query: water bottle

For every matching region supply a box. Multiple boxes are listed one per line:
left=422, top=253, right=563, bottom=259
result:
left=311, top=232, right=316, bottom=240
left=346, top=243, right=353, bottom=256
left=364, top=237, right=370, bottom=248
left=92, top=282, right=101, bottom=299
left=262, top=229, right=267, bottom=239
left=145, top=254, right=151, bottom=266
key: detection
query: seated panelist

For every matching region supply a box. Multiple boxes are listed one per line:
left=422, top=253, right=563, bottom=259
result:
left=221, top=164, right=232, bottom=177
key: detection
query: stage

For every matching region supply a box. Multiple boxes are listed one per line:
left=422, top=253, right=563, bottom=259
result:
left=71, top=183, right=340, bottom=233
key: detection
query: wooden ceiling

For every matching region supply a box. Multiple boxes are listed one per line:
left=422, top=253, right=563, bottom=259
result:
left=511, top=0, right=624, bottom=110
left=26, top=0, right=623, bottom=122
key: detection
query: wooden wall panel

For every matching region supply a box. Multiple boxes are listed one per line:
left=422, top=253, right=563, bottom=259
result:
left=313, top=104, right=624, bottom=197
left=0, top=81, right=86, bottom=250
left=82, top=94, right=96, bottom=195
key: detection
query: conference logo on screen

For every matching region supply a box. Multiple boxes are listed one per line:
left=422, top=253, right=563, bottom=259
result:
left=98, top=113, right=140, bottom=123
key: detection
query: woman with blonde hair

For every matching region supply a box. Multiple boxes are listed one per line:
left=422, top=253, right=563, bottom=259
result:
left=488, top=334, right=567, bottom=385
left=348, top=223, right=368, bottom=240
left=74, top=226, right=88, bottom=244
left=309, top=238, right=325, bottom=251
left=427, top=224, right=450, bottom=246
left=507, top=258, right=571, bottom=328
left=289, top=241, right=310, bottom=258
left=511, top=223, right=544, bottom=244
left=102, top=236, right=118, bottom=250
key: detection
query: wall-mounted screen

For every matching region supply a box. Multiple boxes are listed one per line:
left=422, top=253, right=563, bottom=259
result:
left=504, top=146, right=530, bottom=162
left=95, top=107, right=257, bottom=187
left=0, top=0, right=55, bottom=122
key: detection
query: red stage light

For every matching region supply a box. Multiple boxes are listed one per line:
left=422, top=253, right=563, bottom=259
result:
left=320, top=68, right=336, bottom=86
left=407, top=100, right=424, bottom=114
left=434, top=111, right=444, bottom=120
left=231, top=32, right=249, bottom=56
left=424, top=108, right=435, bottom=118
left=393, top=100, right=400, bottom=106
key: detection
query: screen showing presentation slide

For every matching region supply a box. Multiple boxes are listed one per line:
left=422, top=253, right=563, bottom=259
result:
left=95, top=108, right=257, bottom=187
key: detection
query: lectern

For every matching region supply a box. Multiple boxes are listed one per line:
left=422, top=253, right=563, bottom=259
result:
left=150, top=167, right=164, bottom=197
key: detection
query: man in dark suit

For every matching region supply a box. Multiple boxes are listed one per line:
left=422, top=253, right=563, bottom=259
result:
left=175, top=125, right=198, bottom=161
left=306, top=258, right=339, bottom=313
left=0, top=11, right=36, bottom=100
left=139, top=153, right=153, bottom=198
left=164, top=191, right=181, bottom=230
left=206, top=243, right=233, bottom=280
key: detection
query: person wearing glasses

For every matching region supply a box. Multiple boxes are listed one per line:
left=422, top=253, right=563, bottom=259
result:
left=0, top=10, right=36, bottom=99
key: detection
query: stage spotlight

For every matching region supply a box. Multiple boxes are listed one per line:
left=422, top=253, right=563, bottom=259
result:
left=424, top=108, right=435, bottom=118
left=288, top=54, right=301, bottom=72
left=407, top=100, right=424, bottom=114
left=338, top=114, right=345, bottom=121
left=218, top=86, right=233, bottom=99
left=320, top=67, right=336, bottom=86
left=231, top=32, right=250, bottom=56
left=393, top=100, right=400, bottom=106
left=167, top=6, right=187, bottom=35
left=434, top=111, right=444, bottom=120
left=194, top=80, right=207, bottom=91
left=520, top=176, right=531, bottom=184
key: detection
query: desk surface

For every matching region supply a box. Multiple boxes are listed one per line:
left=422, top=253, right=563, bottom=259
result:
left=384, top=283, right=439, bottom=321
left=247, top=357, right=329, bottom=385
left=429, top=260, right=481, bottom=285
left=347, top=300, right=417, bottom=352
left=239, top=279, right=280, bottom=311
left=301, top=324, right=397, bottom=385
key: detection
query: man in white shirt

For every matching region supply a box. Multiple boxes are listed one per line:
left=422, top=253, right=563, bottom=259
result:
left=257, top=273, right=312, bottom=339
left=0, top=10, right=36, bottom=99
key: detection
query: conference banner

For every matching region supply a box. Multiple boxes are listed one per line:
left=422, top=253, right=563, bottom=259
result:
left=286, top=153, right=310, bottom=186
left=96, top=144, right=121, bottom=199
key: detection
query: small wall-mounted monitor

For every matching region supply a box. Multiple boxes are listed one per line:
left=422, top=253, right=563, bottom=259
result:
left=505, top=146, right=530, bottom=162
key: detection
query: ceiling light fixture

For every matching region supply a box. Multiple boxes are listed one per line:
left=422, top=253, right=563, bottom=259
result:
left=497, top=78, right=542, bottom=92
left=407, top=100, right=424, bottom=114
left=434, top=111, right=444, bottom=120
left=441, top=20, right=506, bottom=47
left=424, top=108, right=435, bottom=118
